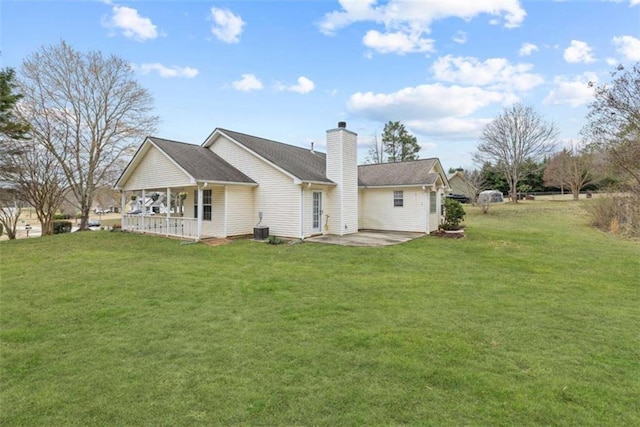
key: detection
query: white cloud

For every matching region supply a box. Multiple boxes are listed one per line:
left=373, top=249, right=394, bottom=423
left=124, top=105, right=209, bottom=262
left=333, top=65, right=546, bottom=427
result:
left=453, top=31, right=467, bottom=44
left=363, top=30, right=434, bottom=55
left=104, top=6, right=158, bottom=41
left=543, top=73, right=597, bottom=107
left=406, top=117, right=493, bottom=139
left=232, top=74, right=263, bottom=92
left=606, top=57, right=619, bottom=66
left=631, top=0, right=640, bottom=6
left=432, top=55, right=544, bottom=92
left=210, top=7, right=245, bottom=43
left=518, top=42, right=538, bottom=56
left=612, top=35, right=640, bottom=60
left=347, top=83, right=514, bottom=122
left=136, top=63, right=199, bottom=78
left=319, top=0, right=526, bottom=35
left=283, top=76, right=315, bottom=94
left=563, top=40, right=595, bottom=63
left=319, top=0, right=525, bottom=55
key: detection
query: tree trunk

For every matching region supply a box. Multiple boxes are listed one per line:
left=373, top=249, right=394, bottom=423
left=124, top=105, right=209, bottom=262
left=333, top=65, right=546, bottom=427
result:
left=42, top=218, right=54, bottom=236
left=510, top=180, right=519, bottom=203
left=79, top=205, right=90, bottom=230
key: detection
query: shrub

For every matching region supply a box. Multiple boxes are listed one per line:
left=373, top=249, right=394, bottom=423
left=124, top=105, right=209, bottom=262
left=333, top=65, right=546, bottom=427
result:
left=441, top=198, right=466, bottom=230
left=53, top=213, right=73, bottom=220
left=267, top=235, right=286, bottom=245
left=585, top=189, right=640, bottom=237
left=53, top=221, right=73, bottom=234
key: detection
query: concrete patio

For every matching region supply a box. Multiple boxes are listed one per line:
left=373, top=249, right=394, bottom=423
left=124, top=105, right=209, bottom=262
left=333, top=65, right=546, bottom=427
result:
left=305, top=230, right=425, bottom=247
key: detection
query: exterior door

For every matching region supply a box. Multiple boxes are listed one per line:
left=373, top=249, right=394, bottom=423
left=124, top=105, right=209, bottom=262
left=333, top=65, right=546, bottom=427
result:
left=312, top=191, right=322, bottom=234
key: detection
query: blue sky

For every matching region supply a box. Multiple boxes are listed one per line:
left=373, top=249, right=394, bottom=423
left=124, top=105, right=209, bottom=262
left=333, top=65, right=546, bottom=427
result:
left=2, top=0, right=639, bottom=169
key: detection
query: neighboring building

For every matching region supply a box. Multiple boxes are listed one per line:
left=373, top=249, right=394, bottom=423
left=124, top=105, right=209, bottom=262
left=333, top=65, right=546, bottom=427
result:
left=115, top=122, right=449, bottom=240
left=447, top=171, right=477, bottom=199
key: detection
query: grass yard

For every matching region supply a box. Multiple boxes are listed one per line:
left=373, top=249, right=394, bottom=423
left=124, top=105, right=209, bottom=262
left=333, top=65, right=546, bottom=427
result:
left=1, top=201, right=638, bottom=426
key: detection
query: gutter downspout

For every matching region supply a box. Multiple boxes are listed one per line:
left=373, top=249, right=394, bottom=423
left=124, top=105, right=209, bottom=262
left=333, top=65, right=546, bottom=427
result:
left=300, top=185, right=305, bottom=239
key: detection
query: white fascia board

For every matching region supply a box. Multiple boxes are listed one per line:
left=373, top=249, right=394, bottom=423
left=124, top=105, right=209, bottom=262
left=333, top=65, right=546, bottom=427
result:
left=200, top=180, right=258, bottom=187
left=114, top=138, right=152, bottom=189
left=298, top=180, right=336, bottom=186
left=359, top=184, right=434, bottom=189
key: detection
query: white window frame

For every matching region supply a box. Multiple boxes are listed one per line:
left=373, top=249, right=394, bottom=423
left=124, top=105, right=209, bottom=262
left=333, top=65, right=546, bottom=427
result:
left=194, top=189, right=212, bottom=221
left=394, top=191, right=404, bottom=207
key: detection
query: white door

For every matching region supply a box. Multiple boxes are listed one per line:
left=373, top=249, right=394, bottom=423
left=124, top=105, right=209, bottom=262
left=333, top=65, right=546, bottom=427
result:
left=312, top=191, right=322, bottom=233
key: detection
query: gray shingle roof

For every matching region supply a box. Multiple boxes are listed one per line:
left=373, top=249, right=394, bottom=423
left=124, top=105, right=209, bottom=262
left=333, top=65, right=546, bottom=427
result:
left=358, top=158, right=440, bottom=187
left=216, top=129, right=333, bottom=183
left=150, top=137, right=256, bottom=184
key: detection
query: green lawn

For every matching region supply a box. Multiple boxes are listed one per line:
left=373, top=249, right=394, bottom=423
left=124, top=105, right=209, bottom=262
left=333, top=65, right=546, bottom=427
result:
left=1, top=201, right=638, bottom=426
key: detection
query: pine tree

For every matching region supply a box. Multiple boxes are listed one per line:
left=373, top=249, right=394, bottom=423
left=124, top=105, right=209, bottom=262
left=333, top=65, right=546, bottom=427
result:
left=381, top=121, right=420, bottom=162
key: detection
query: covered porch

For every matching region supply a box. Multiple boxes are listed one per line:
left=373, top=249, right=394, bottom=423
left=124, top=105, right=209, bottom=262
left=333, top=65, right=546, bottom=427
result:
left=120, top=182, right=256, bottom=241
left=114, top=136, right=258, bottom=241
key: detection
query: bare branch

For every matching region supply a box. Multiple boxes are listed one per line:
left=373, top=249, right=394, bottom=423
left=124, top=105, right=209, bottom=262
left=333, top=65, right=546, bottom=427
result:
left=16, top=41, right=159, bottom=229
left=475, top=103, right=558, bottom=202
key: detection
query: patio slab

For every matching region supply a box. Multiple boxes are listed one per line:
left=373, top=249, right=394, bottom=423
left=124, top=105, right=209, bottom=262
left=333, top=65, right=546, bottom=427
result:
left=305, top=230, right=425, bottom=247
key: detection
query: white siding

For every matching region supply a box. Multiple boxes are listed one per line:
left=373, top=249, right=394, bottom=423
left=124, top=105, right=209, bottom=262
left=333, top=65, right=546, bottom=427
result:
left=209, top=187, right=225, bottom=237
left=122, top=146, right=191, bottom=190
left=428, top=190, right=444, bottom=233
left=326, top=127, right=358, bottom=235
left=226, top=186, right=255, bottom=236
left=210, top=136, right=300, bottom=238
left=360, top=187, right=427, bottom=232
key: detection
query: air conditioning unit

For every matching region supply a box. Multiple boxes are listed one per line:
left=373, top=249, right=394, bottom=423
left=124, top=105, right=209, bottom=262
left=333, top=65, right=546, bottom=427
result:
left=253, top=226, right=269, bottom=240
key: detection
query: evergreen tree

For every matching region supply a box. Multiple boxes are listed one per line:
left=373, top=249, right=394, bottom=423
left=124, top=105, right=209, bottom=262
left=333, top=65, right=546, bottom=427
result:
left=0, top=68, right=30, bottom=141
left=381, top=121, right=420, bottom=162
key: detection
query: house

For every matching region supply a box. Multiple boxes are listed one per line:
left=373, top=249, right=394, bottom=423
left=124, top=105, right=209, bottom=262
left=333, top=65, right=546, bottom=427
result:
left=447, top=171, right=477, bottom=200
left=114, top=122, right=449, bottom=240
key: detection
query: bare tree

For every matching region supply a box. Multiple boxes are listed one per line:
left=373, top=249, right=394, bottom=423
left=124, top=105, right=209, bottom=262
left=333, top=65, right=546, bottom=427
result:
left=583, top=63, right=640, bottom=187
left=475, top=103, right=558, bottom=203
left=0, top=189, right=22, bottom=240
left=3, top=139, right=68, bottom=235
left=17, top=41, right=158, bottom=230
left=365, top=132, right=386, bottom=164
left=0, top=68, right=31, bottom=239
left=544, top=144, right=602, bottom=200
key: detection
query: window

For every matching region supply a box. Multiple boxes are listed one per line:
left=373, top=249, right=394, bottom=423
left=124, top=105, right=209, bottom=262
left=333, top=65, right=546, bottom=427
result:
left=394, top=191, right=404, bottom=207
left=430, top=191, right=437, bottom=213
left=194, top=189, right=212, bottom=221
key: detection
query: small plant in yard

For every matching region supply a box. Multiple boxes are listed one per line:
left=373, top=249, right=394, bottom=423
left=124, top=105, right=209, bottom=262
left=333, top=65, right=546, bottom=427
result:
left=441, top=198, right=466, bottom=230
left=477, top=192, right=491, bottom=214
left=267, top=235, right=286, bottom=245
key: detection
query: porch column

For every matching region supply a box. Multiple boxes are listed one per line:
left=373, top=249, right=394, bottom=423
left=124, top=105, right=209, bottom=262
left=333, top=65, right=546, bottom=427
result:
left=197, top=185, right=203, bottom=240
left=121, top=191, right=126, bottom=229
left=141, top=189, right=146, bottom=231
left=166, top=187, right=171, bottom=237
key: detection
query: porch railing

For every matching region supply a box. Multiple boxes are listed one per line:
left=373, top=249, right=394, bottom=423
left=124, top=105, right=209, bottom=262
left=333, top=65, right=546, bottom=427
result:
left=122, top=215, right=198, bottom=240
